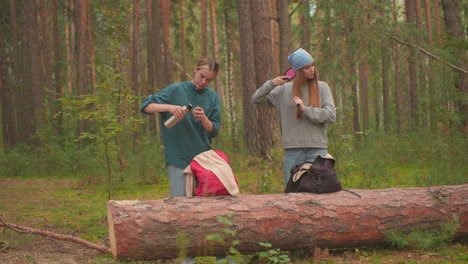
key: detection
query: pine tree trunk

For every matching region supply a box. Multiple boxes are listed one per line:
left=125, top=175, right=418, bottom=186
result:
left=160, top=0, right=173, bottom=85
left=2, top=0, right=18, bottom=148
left=358, top=59, right=369, bottom=132
left=237, top=0, right=259, bottom=156
left=424, top=0, right=433, bottom=45
left=151, top=0, right=164, bottom=137
left=223, top=1, right=237, bottom=138
left=145, top=0, right=156, bottom=136
left=405, top=0, right=420, bottom=128
left=26, top=0, right=43, bottom=141
left=441, top=0, right=467, bottom=131
left=393, top=0, right=403, bottom=133
left=209, top=0, right=223, bottom=99
left=39, top=0, right=53, bottom=110
left=277, top=0, right=291, bottom=71
left=132, top=0, right=140, bottom=114
left=178, top=0, right=187, bottom=80
left=51, top=0, right=63, bottom=137
left=299, top=0, right=310, bottom=51
left=200, top=0, right=207, bottom=57
left=0, top=30, right=17, bottom=148
left=249, top=0, right=279, bottom=158
left=107, top=184, right=468, bottom=260
left=433, top=0, right=443, bottom=45
left=77, top=0, right=89, bottom=150
left=18, top=2, right=35, bottom=144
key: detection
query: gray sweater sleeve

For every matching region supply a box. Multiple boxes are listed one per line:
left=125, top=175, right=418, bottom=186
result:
left=251, top=80, right=278, bottom=107
left=302, top=82, right=336, bottom=124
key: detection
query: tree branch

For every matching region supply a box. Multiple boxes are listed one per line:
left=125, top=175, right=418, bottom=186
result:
left=357, top=0, right=467, bottom=74
left=0, top=216, right=111, bottom=254
left=385, top=33, right=467, bottom=74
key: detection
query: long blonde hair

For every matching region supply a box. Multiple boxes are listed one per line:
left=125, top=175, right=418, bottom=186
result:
left=292, top=69, right=320, bottom=119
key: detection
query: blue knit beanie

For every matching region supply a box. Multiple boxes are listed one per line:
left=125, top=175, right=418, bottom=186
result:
left=287, top=48, right=314, bottom=71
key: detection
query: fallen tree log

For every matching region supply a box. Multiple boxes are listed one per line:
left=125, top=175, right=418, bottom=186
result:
left=107, top=184, right=468, bottom=260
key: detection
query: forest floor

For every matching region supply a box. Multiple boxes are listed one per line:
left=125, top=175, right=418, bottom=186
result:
left=0, top=178, right=466, bottom=264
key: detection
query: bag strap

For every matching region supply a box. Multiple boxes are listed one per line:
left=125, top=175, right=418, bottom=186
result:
left=341, top=189, right=362, bottom=198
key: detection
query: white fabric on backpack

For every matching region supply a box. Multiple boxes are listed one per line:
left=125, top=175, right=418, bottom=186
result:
left=183, top=150, right=240, bottom=197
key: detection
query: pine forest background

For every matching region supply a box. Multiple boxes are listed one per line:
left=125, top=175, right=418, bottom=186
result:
left=0, top=0, right=466, bottom=192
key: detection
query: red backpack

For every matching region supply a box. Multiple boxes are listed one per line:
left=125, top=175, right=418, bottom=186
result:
left=190, top=150, right=238, bottom=196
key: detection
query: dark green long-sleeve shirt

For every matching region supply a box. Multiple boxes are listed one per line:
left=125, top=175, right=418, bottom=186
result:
left=141, top=81, right=221, bottom=168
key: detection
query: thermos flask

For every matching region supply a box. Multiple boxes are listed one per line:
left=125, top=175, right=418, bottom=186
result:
left=164, top=103, right=193, bottom=128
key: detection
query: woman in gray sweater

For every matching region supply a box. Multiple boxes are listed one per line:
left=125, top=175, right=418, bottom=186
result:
left=252, top=48, right=336, bottom=184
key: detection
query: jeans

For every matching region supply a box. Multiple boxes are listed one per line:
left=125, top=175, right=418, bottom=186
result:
left=167, top=164, right=187, bottom=197
left=283, top=148, right=327, bottom=184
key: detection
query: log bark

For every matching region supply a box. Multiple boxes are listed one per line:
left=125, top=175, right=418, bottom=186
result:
left=107, top=184, right=468, bottom=260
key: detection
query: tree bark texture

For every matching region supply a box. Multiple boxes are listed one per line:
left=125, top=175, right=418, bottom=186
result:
left=107, top=184, right=468, bottom=260
left=277, top=0, right=291, bottom=72
left=249, top=0, right=279, bottom=158
left=237, top=0, right=259, bottom=157
left=405, top=0, right=420, bottom=127
left=160, top=0, right=173, bottom=85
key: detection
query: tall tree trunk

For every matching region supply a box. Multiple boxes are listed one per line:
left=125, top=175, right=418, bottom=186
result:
left=18, top=4, right=35, bottom=144
left=441, top=0, right=467, bottom=130
left=178, top=0, right=187, bottom=79
left=277, top=0, right=291, bottom=72
left=5, top=0, right=19, bottom=147
left=209, top=0, right=223, bottom=100
left=405, top=0, right=420, bottom=128
left=200, top=0, right=208, bottom=57
left=424, top=0, right=433, bottom=45
left=393, top=0, right=403, bottom=133
left=359, top=59, right=369, bottom=133
left=132, top=0, right=140, bottom=115
left=344, top=18, right=360, bottom=138
left=64, top=0, right=74, bottom=95
left=151, top=0, right=164, bottom=137
left=160, top=0, right=173, bottom=86
left=250, top=0, right=279, bottom=158
left=299, top=0, right=310, bottom=51
left=145, top=0, right=157, bottom=136
left=314, top=1, right=328, bottom=83
left=152, top=0, right=164, bottom=88
left=9, top=0, right=19, bottom=85
left=145, top=0, right=155, bottom=90
left=433, top=0, right=443, bottom=45
left=77, top=0, right=89, bottom=150
left=237, top=0, right=258, bottom=156
left=87, top=5, right=95, bottom=93
left=381, top=44, right=390, bottom=131
left=51, top=0, right=63, bottom=138
left=380, top=0, right=390, bottom=132
left=0, top=27, right=17, bottom=149
left=416, top=0, right=424, bottom=43
left=39, top=0, right=53, bottom=113
left=269, top=0, right=279, bottom=76
left=223, top=0, right=237, bottom=139
left=25, top=0, right=43, bottom=143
